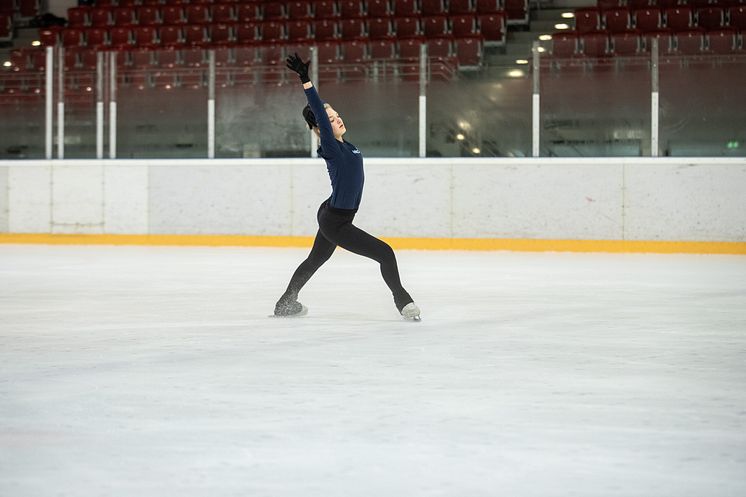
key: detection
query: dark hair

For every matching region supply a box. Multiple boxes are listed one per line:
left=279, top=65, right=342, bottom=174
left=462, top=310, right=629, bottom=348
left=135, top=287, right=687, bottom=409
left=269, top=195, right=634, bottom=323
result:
left=302, top=105, right=317, bottom=130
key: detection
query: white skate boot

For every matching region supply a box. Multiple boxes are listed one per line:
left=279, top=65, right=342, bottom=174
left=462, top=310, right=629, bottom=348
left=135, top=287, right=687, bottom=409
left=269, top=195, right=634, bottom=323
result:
left=400, top=302, right=421, bottom=321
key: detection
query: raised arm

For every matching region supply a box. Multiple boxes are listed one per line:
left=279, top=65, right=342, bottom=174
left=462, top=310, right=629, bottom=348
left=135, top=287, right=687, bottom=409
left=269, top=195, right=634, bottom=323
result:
left=286, top=53, right=339, bottom=154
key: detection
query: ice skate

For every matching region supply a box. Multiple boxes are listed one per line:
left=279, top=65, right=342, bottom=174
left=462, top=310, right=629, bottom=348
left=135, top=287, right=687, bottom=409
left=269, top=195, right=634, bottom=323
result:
left=400, top=302, right=421, bottom=321
left=271, top=300, right=308, bottom=318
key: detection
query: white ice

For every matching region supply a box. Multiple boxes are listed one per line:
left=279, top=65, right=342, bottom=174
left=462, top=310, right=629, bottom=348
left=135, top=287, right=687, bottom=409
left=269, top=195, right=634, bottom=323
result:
left=1, top=244, right=745, bottom=497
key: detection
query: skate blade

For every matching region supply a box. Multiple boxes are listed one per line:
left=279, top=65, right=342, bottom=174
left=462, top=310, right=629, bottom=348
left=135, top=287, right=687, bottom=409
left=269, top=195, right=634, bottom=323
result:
left=404, top=315, right=421, bottom=322
left=268, top=305, right=308, bottom=318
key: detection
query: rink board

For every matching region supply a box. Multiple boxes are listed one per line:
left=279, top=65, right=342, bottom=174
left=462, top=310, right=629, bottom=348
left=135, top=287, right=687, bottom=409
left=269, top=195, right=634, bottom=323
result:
left=0, top=157, right=744, bottom=253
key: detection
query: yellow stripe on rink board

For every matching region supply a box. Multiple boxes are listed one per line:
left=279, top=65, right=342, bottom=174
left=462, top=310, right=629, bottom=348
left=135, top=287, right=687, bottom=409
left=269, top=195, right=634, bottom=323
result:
left=0, top=233, right=745, bottom=254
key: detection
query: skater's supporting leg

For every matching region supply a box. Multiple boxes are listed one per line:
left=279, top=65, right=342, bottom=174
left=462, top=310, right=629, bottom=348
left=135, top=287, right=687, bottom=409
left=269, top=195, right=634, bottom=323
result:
left=275, top=230, right=336, bottom=313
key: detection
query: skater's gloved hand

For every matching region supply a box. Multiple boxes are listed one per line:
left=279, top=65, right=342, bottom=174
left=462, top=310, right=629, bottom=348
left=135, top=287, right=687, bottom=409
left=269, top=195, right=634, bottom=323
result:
left=286, top=52, right=311, bottom=84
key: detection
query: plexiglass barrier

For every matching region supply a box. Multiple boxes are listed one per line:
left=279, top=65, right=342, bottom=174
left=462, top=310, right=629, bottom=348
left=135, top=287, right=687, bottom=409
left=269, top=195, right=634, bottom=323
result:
left=1, top=44, right=744, bottom=159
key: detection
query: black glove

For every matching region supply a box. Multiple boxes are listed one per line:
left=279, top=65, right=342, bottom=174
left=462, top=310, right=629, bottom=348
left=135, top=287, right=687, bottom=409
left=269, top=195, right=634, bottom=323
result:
left=286, top=52, right=311, bottom=84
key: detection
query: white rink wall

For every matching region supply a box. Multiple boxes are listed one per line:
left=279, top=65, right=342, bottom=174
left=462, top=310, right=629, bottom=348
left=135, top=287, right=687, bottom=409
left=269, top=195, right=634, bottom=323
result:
left=0, top=158, right=745, bottom=241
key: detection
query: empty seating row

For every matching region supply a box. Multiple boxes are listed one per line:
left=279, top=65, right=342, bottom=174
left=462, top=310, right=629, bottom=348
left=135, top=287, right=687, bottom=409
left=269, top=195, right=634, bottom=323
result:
left=552, top=27, right=744, bottom=56
left=7, top=36, right=482, bottom=73
left=68, top=0, right=505, bottom=25
left=44, top=15, right=506, bottom=47
left=1, top=0, right=40, bottom=19
left=576, top=5, right=746, bottom=32
left=597, top=0, right=745, bottom=9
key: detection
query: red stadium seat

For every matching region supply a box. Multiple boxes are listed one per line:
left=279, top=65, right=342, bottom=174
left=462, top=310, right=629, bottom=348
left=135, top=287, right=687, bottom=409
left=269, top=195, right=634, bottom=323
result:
left=262, top=2, right=286, bottom=20
left=212, top=4, right=235, bottom=23
left=38, top=27, right=60, bottom=46
left=423, top=16, right=449, bottom=37
left=422, top=0, right=446, bottom=16
left=475, top=0, right=501, bottom=14
left=130, top=48, right=154, bottom=68
left=62, top=28, right=85, bottom=47
left=368, top=0, right=392, bottom=17
left=673, top=29, right=704, bottom=54
left=288, top=1, right=312, bottom=20
left=610, top=30, right=641, bottom=56
left=155, top=47, right=180, bottom=68
left=184, top=24, right=207, bottom=45
left=136, top=6, right=161, bottom=26
left=235, top=22, right=259, bottom=43
left=368, top=18, right=393, bottom=39
left=236, top=4, right=259, bottom=22
left=451, top=15, right=477, bottom=37
left=119, top=0, right=139, bottom=8
left=602, top=8, right=631, bottom=33
left=696, top=7, right=724, bottom=30
left=162, top=6, right=185, bottom=25
left=260, top=21, right=284, bottom=41
left=505, top=0, right=527, bottom=24
left=453, top=36, right=482, bottom=67
left=398, top=38, right=424, bottom=59
left=314, top=19, right=338, bottom=40
left=213, top=46, right=232, bottom=66
left=315, top=1, right=339, bottom=19
left=90, top=7, right=113, bottom=27
left=633, top=8, right=662, bottom=32
left=394, top=0, right=420, bottom=16
left=114, top=7, right=136, bottom=26
left=580, top=31, right=609, bottom=57
left=340, top=39, right=366, bottom=63
left=63, top=54, right=82, bottom=79
left=110, top=27, right=132, bottom=48
left=394, top=17, right=421, bottom=38
left=9, top=50, right=28, bottom=71
left=369, top=39, right=396, bottom=59
left=574, top=8, right=601, bottom=33
left=479, top=13, right=505, bottom=45
left=707, top=28, right=737, bottom=54
left=186, top=5, right=210, bottom=24
left=287, top=20, right=313, bottom=41
left=67, top=7, right=90, bottom=27
left=319, top=40, right=342, bottom=64
left=209, top=23, right=232, bottom=44
left=181, top=47, right=205, bottom=68
left=426, top=37, right=452, bottom=59
left=340, top=18, right=365, bottom=39
left=134, top=26, right=159, bottom=47
left=19, top=0, right=39, bottom=18
left=551, top=31, right=578, bottom=57
left=74, top=47, right=98, bottom=70
left=86, top=27, right=108, bottom=47
left=235, top=44, right=259, bottom=65
left=339, top=1, right=363, bottom=18
left=728, top=6, right=746, bottom=30
left=449, top=0, right=475, bottom=15
left=159, top=25, right=184, bottom=46
left=664, top=7, right=693, bottom=31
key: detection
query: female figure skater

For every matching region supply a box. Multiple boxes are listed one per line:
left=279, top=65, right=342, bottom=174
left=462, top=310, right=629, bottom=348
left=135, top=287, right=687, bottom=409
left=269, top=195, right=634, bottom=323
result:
left=274, top=53, right=421, bottom=320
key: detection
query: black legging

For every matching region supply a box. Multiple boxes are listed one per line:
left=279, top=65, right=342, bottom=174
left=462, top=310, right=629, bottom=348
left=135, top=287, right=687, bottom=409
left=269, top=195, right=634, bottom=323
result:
left=278, top=200, right=413, bottom=311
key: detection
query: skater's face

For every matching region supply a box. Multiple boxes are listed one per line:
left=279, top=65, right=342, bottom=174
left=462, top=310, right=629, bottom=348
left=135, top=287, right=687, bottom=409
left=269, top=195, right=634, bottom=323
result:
left=325, top=105, right=346, bottom=141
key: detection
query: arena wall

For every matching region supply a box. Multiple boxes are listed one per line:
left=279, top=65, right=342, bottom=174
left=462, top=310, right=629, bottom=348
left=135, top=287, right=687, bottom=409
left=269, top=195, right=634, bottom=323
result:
left=0, top=158, right=744, bottom=253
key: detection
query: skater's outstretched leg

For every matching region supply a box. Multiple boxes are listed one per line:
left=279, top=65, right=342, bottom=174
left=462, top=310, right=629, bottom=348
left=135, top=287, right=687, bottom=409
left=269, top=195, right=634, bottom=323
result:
left=320, top=218, right=418, bottom=317
left=274, top=230, right=336, bottom=316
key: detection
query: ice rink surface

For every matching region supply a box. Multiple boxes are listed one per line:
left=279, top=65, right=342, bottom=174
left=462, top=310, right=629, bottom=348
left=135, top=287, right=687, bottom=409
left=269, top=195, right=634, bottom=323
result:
left=1, top=244, right=745, bottom=497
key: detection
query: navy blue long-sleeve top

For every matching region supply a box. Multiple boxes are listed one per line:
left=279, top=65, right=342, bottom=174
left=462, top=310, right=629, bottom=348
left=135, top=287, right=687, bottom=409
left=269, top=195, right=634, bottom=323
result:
left=304, top=85, right=364, bottom=211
